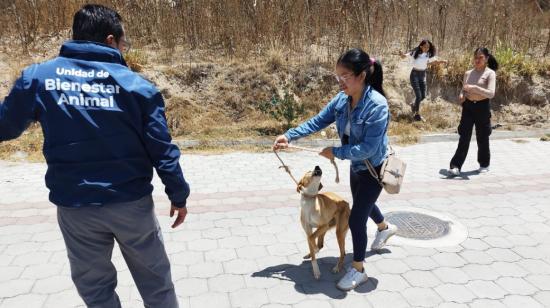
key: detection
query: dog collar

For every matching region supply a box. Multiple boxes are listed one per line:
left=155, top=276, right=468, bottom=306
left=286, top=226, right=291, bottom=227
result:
left=300, top=191, right=318, bottom=199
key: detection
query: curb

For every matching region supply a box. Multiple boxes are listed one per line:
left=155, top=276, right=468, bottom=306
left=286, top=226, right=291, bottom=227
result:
left=173, top=129, right=550, bottom=149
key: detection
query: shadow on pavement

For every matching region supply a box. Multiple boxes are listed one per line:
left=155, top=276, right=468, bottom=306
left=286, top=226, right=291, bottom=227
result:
left=439, top=168, right=480, bottom=180
left=252, top=254, right=379, bottom=299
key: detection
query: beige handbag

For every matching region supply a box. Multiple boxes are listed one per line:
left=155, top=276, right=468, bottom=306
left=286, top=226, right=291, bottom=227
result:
left=365, top=146, right=406, bottom=194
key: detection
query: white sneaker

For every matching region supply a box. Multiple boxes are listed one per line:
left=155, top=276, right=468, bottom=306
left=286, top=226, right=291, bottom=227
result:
left=336, top=267, right=368, bottom=291
left=479, top=167, right=489, bottom=173
left=448, top=167, right=460, bottom=176
left=371, top=223, right=398, bottom=251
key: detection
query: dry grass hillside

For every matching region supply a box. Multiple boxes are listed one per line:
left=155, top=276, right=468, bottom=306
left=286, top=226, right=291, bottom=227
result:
left=1, top=1, right=550, bottom=160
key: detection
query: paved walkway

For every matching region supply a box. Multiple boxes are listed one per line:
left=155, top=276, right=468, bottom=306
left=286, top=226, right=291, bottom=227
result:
left=1, top=138, right=550, bottom=307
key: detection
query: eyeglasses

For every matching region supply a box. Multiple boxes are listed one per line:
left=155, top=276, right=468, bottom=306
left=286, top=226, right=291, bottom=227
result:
left=334, top=73, right=353, bottom=83
left=119, top=38, right=132, bottom=53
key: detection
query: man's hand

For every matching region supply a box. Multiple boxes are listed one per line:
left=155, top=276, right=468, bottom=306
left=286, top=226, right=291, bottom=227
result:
left=463, top=84, right=475, bottom=92
left=170, top=205, right=187, bottom=228
left=319, top=147, right=335, bottom=160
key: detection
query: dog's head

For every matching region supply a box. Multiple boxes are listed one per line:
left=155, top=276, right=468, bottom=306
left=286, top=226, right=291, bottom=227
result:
left=297, top=165, right=323, bottom=194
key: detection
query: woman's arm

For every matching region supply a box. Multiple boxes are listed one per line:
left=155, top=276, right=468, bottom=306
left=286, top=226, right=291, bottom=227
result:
left=283, top=95, right=339, bottom=142
left=332, top=103, right=388, bottom=161
left=464, top=71, right=496, bottom=99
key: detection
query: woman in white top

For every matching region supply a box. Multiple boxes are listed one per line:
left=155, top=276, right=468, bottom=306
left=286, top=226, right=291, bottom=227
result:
left=400, top=39, right=447, bottom=121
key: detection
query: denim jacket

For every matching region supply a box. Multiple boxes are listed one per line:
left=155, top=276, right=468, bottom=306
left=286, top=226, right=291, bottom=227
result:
left=284, top=86, right=389, bottom=172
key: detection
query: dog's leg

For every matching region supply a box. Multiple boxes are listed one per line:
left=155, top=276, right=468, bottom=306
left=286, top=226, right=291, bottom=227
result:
left=305, top=229, right=321, bottom=280
left=333, top=208, right=350, bottom=273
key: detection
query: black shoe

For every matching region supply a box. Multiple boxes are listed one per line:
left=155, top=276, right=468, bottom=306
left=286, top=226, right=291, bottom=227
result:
left=413, top=114, right=424, bottom=122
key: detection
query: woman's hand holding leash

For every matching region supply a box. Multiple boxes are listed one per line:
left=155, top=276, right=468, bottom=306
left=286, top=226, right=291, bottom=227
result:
left=319, top=147, right=335, bottom=160
left=273, top=135, right=289, bottom=150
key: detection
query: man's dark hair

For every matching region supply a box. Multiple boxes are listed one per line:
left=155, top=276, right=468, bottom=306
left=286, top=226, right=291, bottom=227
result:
left=72, top=4, right=124, bottom=43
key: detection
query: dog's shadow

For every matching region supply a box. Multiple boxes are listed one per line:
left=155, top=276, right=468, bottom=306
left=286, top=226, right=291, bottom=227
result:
left=251, top=253, right=380, bottom=299
left=439, top=168, right=479, bottom=180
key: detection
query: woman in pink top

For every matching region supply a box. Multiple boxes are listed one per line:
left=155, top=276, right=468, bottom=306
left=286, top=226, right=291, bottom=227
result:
left=448, top=47, right=499, bottom=176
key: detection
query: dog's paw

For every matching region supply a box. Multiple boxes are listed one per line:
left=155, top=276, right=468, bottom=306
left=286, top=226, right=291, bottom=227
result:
left=303, top=253, right=311, bottom=259
left=313, top=270, right=321, bottom=280
left=312, top=262, right=321, bottom=280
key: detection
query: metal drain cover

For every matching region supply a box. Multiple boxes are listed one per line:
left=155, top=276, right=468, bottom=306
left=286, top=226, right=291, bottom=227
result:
left=386, top=211, right=450, bottom=240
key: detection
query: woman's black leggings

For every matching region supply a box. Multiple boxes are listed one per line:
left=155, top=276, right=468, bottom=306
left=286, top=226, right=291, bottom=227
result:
left=410, top=69, right=427, bottom=113
left=349, top=165, right=384, bottom=262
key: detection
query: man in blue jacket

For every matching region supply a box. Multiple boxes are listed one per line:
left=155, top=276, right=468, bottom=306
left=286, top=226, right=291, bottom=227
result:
left=0, top=4, right=189, bottom=307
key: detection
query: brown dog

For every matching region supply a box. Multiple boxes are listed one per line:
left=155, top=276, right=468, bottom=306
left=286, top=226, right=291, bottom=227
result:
left=297, top=165, right=350, bottom=280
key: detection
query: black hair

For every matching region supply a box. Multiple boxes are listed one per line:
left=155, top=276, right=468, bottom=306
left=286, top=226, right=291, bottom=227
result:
left=72, top=4, right=124, bottom=43
left=474, top=47, right=499, bottom=71
left=336, top=48, right=385, bottom=97
left=411, top=39, right=436, bottom=59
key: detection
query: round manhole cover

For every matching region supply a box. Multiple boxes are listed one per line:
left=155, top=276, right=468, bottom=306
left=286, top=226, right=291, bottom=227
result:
left=386, top=211, right=450, bottom=240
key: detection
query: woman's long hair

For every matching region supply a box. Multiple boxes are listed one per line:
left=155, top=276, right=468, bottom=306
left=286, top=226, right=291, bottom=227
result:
left=411, top=39, right=436, bottom=59
left=475, top=47, right=499, bottom=71
left=337, top=48, right=385, bottom=97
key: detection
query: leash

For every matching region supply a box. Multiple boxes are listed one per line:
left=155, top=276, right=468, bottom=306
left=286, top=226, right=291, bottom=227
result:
left=273, top=144, right=340, bottom=184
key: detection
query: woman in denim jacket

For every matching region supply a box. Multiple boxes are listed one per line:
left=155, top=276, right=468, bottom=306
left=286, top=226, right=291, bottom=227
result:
left=273, top=48, right=397, bottom=291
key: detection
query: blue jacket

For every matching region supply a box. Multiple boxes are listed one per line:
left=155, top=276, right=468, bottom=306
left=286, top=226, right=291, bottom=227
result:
left=0, top=41, right=190, bottom=208
left=284, top=86, right=389, bottom=172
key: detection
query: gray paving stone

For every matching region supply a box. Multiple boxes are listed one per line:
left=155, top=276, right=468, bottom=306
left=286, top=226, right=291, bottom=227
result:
left=432, top=252, right=468, bottom=268
left=236, top=245, right=269, bottom=259
left=518, top=259, right=550, bottom=275
left=466, top=280, right=508, bottom=299
left=363, top=290, right=409, bottom=308
left=328, top=294, right=372, bottom=308
left=459, top=250, right=495, bottom=265
left=187, top=238, right=219, bottom=251
left=374, top=259, right=410, bottom=274
left=533, top=291, right=550, bottom=306
left=224, top=259, right=258, bottom=275
left=469, top=299, right=506, bottom=308
left=230, top=288, right=269, bottom=308
left=219, top=236, right=249, bottom=249
left=208, top=274, right=245, bottom=293
left=374, top=274, right=411, bottom=292
left=434, top=283, right=476, bottom=303
left=0, top=294, right=47, bottom=308
left=267, top=243, right=299, bottom=257
left=402, top=270, right=442, bottom=288
left=32, top=275, right=74, bottom=294
left=170, top=251, right=204, bottom=266
left=204, top=248, right=237, bottom=263
left=187, top=262, right=224, bottom=278
left=461, top=238, right=490, bottom=251
left=462, top=264, right=501, bottom=281
left=0, top=279, right=34, bottom=298
left=501, top=295, right=544, bottom=308
left=433, top=267, right=470, bottom=284
left=0, top=266, right=24, bottom=283
left=403, top=256, right=440, bottom=271
left=496, top=277, right=538, bottom=295
left=42, top=289, right=83, bottom=308
left=401, top=287, right=443, bottom=307
left=190, top=292, right=230, bottom=308
left=512, top=246, right=547, bottom=260
left=293, top=300, right=332, bottom=308
left=486, top=248, right=522, bottom=262
left=525, top=275, right=550, bottom=291
left=490, top=261, right=529, bottom=278
left=173, top=278, right=209, bottom=297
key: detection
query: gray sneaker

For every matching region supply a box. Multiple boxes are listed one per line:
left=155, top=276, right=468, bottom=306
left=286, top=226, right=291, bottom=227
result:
left=371, top=223, right=398, bottom=251
left=336, top=267, right=368, bottom=291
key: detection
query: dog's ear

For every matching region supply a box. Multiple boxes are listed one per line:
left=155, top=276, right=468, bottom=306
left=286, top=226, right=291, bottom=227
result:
left=318, top=182, right=323, bottom=191
left=296, top=178, right=304, bottom=193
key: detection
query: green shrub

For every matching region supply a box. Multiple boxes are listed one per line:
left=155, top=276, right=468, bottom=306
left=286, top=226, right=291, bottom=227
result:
left=259, top=89, right=305, bottom=130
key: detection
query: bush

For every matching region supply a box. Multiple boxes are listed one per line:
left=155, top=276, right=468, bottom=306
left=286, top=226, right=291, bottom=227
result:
left=259, top=89, right=305, bottom=130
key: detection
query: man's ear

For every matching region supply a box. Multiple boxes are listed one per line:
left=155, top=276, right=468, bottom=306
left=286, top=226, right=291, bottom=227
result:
left=318, top=182, right=323, bottom=191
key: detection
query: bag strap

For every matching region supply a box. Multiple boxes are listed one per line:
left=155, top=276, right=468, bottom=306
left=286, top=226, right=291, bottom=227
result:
left=365, top=159, right=384, bottom=187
